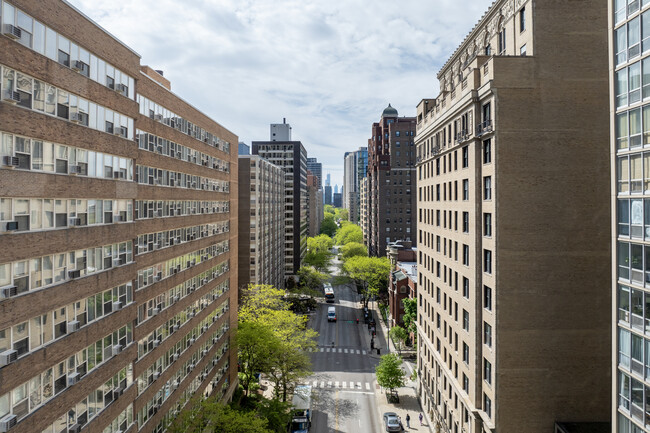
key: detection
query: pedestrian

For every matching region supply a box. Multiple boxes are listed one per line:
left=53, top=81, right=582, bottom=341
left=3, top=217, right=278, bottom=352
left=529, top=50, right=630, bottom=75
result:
left=406, top=413, right=410, bottom=428
left=419, top=412, right=423, bottom=425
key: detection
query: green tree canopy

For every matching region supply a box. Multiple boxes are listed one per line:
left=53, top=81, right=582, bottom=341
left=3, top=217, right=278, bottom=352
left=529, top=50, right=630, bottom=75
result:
left=340, top=242, right=368, bottom=260
left=236, top=321, right=279, bottom=397
left=254, top=397, right=292, bottom=433
left=334, top=224, right=363, bottom=245
left=297, top=266, right=328, bottom=291
left=324, top=204, right=335, bottom=214
left=402, top=297, right=417, bottom=337
left=167, top=397, right=274, bottom=433
left=303, top=235, right=334, bottom=271
left=336, top=208, right=349, bottom=221
left=375, top=353, right=407, bottom=394
left=389, top=325, right=408, bottom=356
left=320, top=216, right=338, bottom=237
left=342, top=256, right=391, bottom=306
left=239, top=284, right=288, bottom=322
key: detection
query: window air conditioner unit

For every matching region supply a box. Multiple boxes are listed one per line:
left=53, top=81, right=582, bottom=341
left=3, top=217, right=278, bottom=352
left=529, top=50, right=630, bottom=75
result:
left=0, top=349, right=18, bottom=367
left=69, top=217, right=81, bottom=226
left=153, top=371, right=160, bottom=380
left=68, top=269, right=81, bottom=279
left=115, top=126, right=126, bottom=136
left=4, top=221, right=18, bottom=231
left=3, top=24, right=20, bottom=39
left=172, top=353, right=179, bottom=362
left=70, top=111, right=82, bottom=123
left=67, top=320, right=80, bottom=333
left=202, top=349, right=208, bottom=357
left=115, top=83, right=128, bottom=95
left=68, top=372, right=80, bottom=386
left=172, top=380, right=179, bottom=390
left=172, top=324, right=179, bottom=332
left=153, top=307, right=160, bottom=315
left=69, top=165, right=81, bottom=174
left=112, top=344, right=123, bottom=356
left=2, top=156, right=19, bottom=167
left=112, top=387, right=124, bottom=400
left=2, top=90, right=20, bottom=104
left=190, top=337, right=195, bottom=345
left=0, top=414, right=17, bottom=432
left=0, top=285, right=17, bottom=298
left=113, top=300, right=123, bottom=311
left=154, top=113, right=163, bottom=121
left=71, top=60, right=84, bottom=72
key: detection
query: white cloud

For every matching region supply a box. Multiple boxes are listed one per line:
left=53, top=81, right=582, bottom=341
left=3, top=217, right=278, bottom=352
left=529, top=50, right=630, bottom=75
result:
left=68, top=0, right=492, bottom=187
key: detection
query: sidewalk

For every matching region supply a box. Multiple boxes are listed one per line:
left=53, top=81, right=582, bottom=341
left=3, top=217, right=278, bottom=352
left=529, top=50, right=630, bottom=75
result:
left=368, top=302, right=433, bottom=433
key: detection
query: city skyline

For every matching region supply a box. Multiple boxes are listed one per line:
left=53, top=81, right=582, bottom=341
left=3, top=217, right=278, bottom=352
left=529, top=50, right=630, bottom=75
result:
left=66, top=0, right=494, bottom=188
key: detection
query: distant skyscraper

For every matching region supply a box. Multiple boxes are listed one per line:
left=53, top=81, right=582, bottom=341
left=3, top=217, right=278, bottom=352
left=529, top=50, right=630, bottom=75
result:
left=343, top=147, right=367, bottom=222
left=324, top=185, right=332, bottom=206
left=332, top=192, right=342, bottom=208
left=306, top=157, right=322, bottom=189
left=239, top=141, right=250, bottom=155
left=334, top=185, right=338, bottom=194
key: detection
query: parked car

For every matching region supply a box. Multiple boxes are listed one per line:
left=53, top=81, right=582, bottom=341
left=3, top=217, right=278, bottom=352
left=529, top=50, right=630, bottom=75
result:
left=383, top=412, right=403, bottom=432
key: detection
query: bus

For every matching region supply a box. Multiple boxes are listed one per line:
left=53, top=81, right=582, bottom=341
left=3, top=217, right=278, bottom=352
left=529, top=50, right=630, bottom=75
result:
left=324, top=283, right=334, bottom=303
left=290, top=385, right=312, bottom=432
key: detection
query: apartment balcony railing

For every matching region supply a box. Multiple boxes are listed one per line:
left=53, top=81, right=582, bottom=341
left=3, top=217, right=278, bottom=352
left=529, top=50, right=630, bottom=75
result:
left=476, top=119, right=493, bottom=136
left=454, top=131, right=470, bottom=144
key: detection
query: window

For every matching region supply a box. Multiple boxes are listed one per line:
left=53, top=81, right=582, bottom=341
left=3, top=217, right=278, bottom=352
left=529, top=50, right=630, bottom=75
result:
left=498, top=25, right=506, bottom=54
left=520, top=44, right=527, bottom=56
left=484, top=213, right=492, bottom=237
left=629, top=17, right=641, bottom=59
left=463, top=310, right=469, bottom=331
left=483, top=139, right=491, bottom=164
left=616, top=25, right=628, bottom=65
left=462, top=146, right=468, bottom=168
left=484, top=286, right=492, bottom=311
left=463, top=245, right=469, bottom=266
left=484, top=394, right=492, bottom=418
left=462, top=342, right=469, bottom=364
left=462, top=212, right=469, bottom=233
left=463, top=179, right=469, bottom=200
left=463, top=277, right=469, bottom=299
left=617, top=68, right=628, bottom=108
left=483, top=176, right=492, bottom=200
left=519, top=7, right=526, bottom=32
left=484, top=249, right=492, bottom=274
left=484, top=359, right=492, bottom=385
left=463, top=374, right=469, bottom=393
left=484, top=322, right=492, bottom=348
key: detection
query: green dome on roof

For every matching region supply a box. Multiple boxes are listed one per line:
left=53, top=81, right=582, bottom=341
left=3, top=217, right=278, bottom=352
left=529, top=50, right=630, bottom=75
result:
left=382, top=103, right=398, bottom=117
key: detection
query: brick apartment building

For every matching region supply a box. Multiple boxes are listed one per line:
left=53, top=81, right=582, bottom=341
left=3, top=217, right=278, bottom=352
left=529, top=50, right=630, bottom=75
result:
left=0, top=1, right=238, bottom=432
left=387, top=241, right=417, bottom=329
left=365, top=105, right=417, bottom=257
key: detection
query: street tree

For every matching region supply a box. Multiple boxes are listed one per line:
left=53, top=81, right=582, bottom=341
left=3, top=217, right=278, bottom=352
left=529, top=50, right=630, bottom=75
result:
left=401, top=298, right=417, bottom=339
left=336, top=208, right=349, bottom=221
left=324, top=204, right=335, bottom=214
left=389, top=325, right=408, bottom=357
left=296, top=266, right=328, bottom=292
left=239, top=284, right=288, bottom=322
left=167, top=397, right=274, bottom=433
left=235, top=321, right=278, bottom=397
left=334, top=223, right=363, bottom=245
left=342, top=256, right=391, bottom=307
left=320, top=216, right=337, bottom=237
left=340, top=242, right=367, bottom=260
left=375, top=353, right=407, bottom=395
left=303, top=234, right=334, bottom=271
left=254, top=397, right=293, bottom=433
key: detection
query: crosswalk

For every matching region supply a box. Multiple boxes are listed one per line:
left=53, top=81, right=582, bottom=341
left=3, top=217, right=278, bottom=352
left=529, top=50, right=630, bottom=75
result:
left=309, top=346, right=367, bottom=355
left=303, top=379, right=377, bottom=391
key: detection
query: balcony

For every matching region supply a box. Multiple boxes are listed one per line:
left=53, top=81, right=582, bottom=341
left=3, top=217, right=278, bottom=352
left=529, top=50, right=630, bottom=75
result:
left=476, top=119, right=493, bottom=136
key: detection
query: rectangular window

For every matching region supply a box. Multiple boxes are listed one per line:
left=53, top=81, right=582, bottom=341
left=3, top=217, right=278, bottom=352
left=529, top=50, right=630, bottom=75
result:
left=463, top=245, right=469, bottom=266
left=462, top=146, right=468, bottom=168
left=462, top=342, right=469, bottom=364
left=463, top=310, right=469, bottom=331
left=519, top=7, right=525, bottom=32
left=462, top=212, right=469, bottom=233
left=483, top=176, right=492, bottom=200
left=484, top=213, right=492, bottom=237
left=630, top=62, right=642, bottom=104
left=484, top=359, right=492, bottom=385
left=463, top=277, right=469, bottom=299
left=520, top=44, right=527, bottom=56
left=616, top=25, right=628, bottom=65
left=484, top=286, right=492, bottom=311
left=463, top=179, right=469, bottom=200
left=617, top=68, right=629, bottom=108
left=484, top=322, right=492, bottom=347
left=484, top=394, right=492, bottom=418
left=484, top=249, right=492, bottom=274
left=483, top=139, right=491, bottom=164
left=617, top=112, right=629, bottom=150
left=629, top=17, right=641, bottom=59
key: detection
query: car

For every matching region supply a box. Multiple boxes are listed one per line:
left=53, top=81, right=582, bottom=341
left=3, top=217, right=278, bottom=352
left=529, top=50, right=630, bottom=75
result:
left=383, top=412, right=403, bottom=432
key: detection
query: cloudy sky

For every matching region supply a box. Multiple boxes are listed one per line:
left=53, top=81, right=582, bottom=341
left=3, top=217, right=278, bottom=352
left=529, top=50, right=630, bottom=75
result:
left=68, top=0, right=492, bottom=187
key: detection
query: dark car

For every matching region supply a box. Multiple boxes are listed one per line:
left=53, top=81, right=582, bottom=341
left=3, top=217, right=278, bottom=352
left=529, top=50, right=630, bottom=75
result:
left=383, top=412, right=403, bottom=432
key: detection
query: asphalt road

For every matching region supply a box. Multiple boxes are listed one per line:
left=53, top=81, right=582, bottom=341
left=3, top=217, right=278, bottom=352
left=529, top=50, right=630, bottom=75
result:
left=304, top=280, right=384, bottom=433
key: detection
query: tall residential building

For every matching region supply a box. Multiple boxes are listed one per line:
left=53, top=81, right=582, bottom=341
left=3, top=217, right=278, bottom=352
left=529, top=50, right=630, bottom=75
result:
left=0, top=1, right=239, bottom=432
left=306, top=157, right=322, bottom=189
left=238, top=155, right=285, bottom=291
left=415, top=1, right=610, bottom=432
left=252, top=127, right=307, bottom=279
left=307, top=172, right=323, bottom=237
left=324, top=184, right=332, bottom=206
left=612, top=1, right=650, bottom=432
left=359, top=177, right=369, bottom=246
left=366, top=104, right=417, bottom=257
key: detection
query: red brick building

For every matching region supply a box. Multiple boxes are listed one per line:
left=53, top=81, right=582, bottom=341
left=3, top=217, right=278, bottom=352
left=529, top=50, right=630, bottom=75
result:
left=387, top=241, right=417, bottom=328
left=0, top=1, right=238, bottom=432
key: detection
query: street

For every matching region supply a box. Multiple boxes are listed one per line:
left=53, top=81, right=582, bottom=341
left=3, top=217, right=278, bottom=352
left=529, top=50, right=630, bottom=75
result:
left=303, top=281, right=383, bottom=433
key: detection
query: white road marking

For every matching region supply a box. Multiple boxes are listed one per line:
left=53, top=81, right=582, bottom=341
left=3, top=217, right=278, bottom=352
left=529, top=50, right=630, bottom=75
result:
left=356, top=381, right=361, bottom=389
left=326, top=348, right=330, bottom=353
left=338, top=348, right=342, bottom=353
left=342, top=381, right=347, bottom=388
left=312, top=381, right=318, bottom=387
left=344, top=349, right=348, bottom=353
left=320, top=381, right=325, bottom=388
left=320, top=348, right=324, bottom=352
left=335, top=381, right=339, bottom=388
left=362, top=350, right=367, bottom=355
left=365, top=382, right=370, bottom=390
left=328, top=381, right=332, bottom=388
left=356, top=350, right=360, bottom=354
